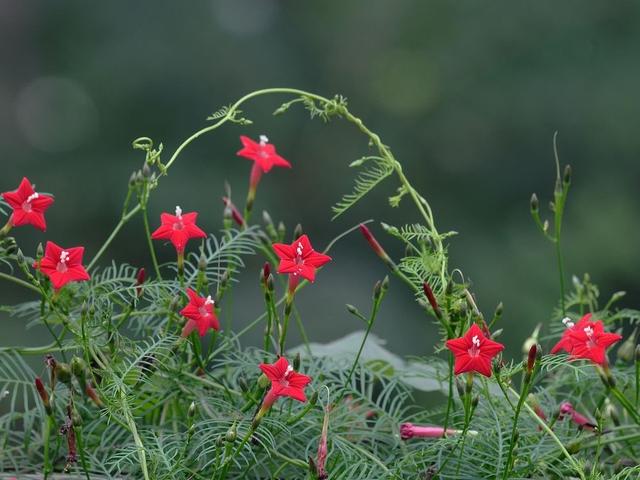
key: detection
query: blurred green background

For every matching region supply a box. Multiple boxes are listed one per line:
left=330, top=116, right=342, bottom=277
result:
left=2, top=0, right=639, bottom=361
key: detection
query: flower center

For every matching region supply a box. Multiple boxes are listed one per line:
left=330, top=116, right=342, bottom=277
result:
left=562, top=317, right=575, bottom=329
left=57, top=251, right=70, bottom=273
left=583, top=326, right=597, bottom=348
left=467, top=335, right=481, bottom=357
left=279, top=365, right=294, bottom=387
left=21, top=192, right=39, bottom=212
left=173, top=205, right=184, bottom=230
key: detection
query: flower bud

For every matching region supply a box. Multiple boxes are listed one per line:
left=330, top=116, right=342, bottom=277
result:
left=71, top=356, right=87, bottom=386
left=35, top=377, right=52, bottom=415
left=530, top=193, right=539, bottom=213
left=36, top=242, right=44, bottom=259
left=293, top=352, right=301, bottom=371
left=225, top=422, right=237, bottom=442
left=169, top=294, right=181, bottom=312
left=55, top=363, right=73, bottom=385
left=129, top=171, right=137, bottom=186
left=142, top=163, right=151, bottom=178
left=266, top=273, right=275, bottom=293
left=257, top=373, right=271, bottom=389
left=373, top=280, right=382, bottom=300
left=526, top=344, right=538, bottom=374
left=262, top=262, right=271, bottom=286
left=85, top=382, right=104, bottom=407
left=293, top=223, right=303, bottom=241
left=346, top=304, right=359, bottom=316
left=471, top=396, right=479, bottom=408
left=422, top=281, right=442, bottom=319
left=616, top=328, right=637, bottom=363
left=359, top=224, right=393, bottom=268
left=381, top=275, right=389, bottom=292
left=563, top=164, right=572, bottom=186
left=221, top=197, right=245, bottom=227
left=188, top=401, right=197, bottom=418
left=277, top=221, right=286, bottom=241
left=16, top=248, right=25, bottom=266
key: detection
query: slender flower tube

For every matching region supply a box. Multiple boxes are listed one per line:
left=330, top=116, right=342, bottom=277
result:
left=422, top=281, right=442, bottom=319
left=400, top=423, right=476, bottom=440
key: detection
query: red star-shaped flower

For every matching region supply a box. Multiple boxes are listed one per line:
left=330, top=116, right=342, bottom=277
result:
left=550, top=313, right=592, bottom=354
left=151, top=206, right=207, bottom=253
left=36, top=241, right=90, bottom=290
left=272, top=234, right=332, bottom=283
left=237, top=135, right=291, bottom=173
left=565, top=318, right=622, bottom=365
left=445, top=323, right=505, bottom=377
left=259, top=356, right=311, bottom=403
left=179, top=288, right=220, bottom=337
left=1, top=177, right=54, bottom=231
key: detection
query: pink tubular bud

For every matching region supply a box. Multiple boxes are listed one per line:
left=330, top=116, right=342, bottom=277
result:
left=559, top=402, right=597, bottom=430
left=359, top=224, right=393, bottom=267
left=221, top=197, right=246, bottom=227
left=400, top=423, right=473, bottom=440
left=316, top=405, right=330, bottom=479
left=526, top=343, right=538, bottom=374
left=422, top=282, right=442, bottom=319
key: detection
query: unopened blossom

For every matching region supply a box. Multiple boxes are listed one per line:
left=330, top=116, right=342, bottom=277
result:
left=221, top=196, right=245, bottom=227
left=400, top=423, right=476, bottom=440
left=359, top=224, right=393, bottom=268
left=35, top=241, right=90, bottom=290
left=273, top=234, right=332, bottom=286
left=445, top=323, right=505, bottom=377
left=1, top=177, right=54, bottom=232
left=180, top=288, right=220, bottom=337
left=151, top=206, right=207, bottom=253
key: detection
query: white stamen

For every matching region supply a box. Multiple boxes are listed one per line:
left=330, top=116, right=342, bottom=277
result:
left=584, top=326, right=594, bottom=337
left=284, top=365, right=294, bottom=377
left=296, top=242, right=303, bottom=256
left=26, top=192, right=39, bottom=202
left=259, top=134, right=269, bottom=146
left=59, top=251, right=70, bottom=264
left=205, top=295, right=214, bottom=306
left=471, top=335, right=480, bottom=348
left=175, top=206, right=182, bottom=218
left=562, top=317, right=574, bottom=328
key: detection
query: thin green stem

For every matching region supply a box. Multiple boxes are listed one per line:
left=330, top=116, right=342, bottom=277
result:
left=141, top=201, right=162, bottom=280
left=0, top=271, right=40, bottom=293
left=506, top=386, right=585, bottom=480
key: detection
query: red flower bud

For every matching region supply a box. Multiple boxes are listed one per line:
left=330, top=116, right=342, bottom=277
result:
left=422, top=281, right=442, bottom=319
left=527, top=344, right=538, bottom=373
left=222, top=197, right=246, bottom=227
left=359, top=224, right=393, bottom=267
left=135, top=267, right=145, bottom=297
left=262, top=262, right=271, bottom=285
left=35, top=377, right=52, bottom=415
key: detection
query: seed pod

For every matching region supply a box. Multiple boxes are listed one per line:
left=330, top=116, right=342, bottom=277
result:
left=225, top=422, right=237, bottom=442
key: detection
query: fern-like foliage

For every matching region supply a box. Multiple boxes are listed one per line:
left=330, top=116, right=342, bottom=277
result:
left=332, top=156, right=394, bottom=219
